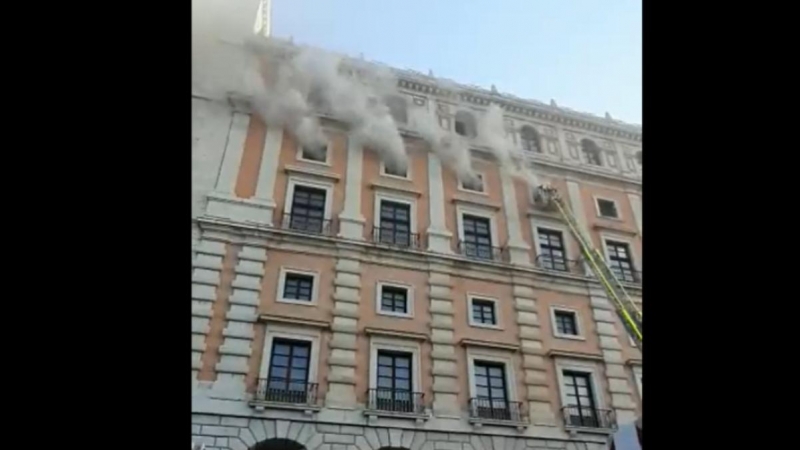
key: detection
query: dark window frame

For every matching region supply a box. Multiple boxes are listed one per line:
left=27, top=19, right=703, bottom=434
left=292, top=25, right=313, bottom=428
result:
left=471, top=298, right=497, bottom=326
left=378, top=199, right=412, bottom=246
left=300, top=144, right=328, bottom=163
left=474, top=360, right=510, bottom=414
left=537, top=228, right=568, bottom=271
left=267, top=338, right=311, bottom=393
left=562, top=370, right=599, bottom=427
left=462, top=214, right=494, bottom=259
left=596, top=198, right=619, bottom=218
left=379, top=284, right=409, bottom=315
left=289, top=185, right=327, bottom=232
left=606, top=240, right=636, bottom=283
left=554, top=310, right=579, bottom=336
left=460, top=173, right=485, bottom=193
left=282, top=272, right=315, bottom=301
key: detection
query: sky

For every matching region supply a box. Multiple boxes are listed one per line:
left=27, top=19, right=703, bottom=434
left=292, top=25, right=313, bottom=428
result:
left=270, top=0, right=642, bottom=125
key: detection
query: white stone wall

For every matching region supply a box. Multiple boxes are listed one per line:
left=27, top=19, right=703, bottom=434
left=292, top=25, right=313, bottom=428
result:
left=192, top=97, right=234, bottom=220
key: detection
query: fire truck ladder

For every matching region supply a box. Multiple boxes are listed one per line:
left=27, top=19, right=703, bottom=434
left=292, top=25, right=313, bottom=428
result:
left=535, top=185, right=642, bottom=352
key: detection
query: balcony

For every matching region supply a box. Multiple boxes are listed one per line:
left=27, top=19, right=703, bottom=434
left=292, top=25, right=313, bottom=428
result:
left=468, top=398, right=527, bottom=429
left=457, top=241, right=508, bottom=263
left=612, top=268, right=642, bottom=285
left=561, top=405, right=616, bottom=432
left=279, top=213, right=336, bottom=237
left=534, top=254, right=584, bottom=275
left=249, top=379, right=320, bottom=414
left=371, top=227, right=421, bottom=250
left=364, top=388, right=427, bottom=423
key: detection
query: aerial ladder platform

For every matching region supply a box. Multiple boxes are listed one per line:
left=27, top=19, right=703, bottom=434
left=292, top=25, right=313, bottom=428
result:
left=534, top=185, right=642, bottom=450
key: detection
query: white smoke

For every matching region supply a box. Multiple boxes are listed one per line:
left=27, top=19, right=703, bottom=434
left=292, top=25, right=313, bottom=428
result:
left=192, top=0, right=541, bottom=189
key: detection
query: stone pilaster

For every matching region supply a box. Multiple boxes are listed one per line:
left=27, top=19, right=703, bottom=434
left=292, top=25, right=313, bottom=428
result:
left=192, top=238, right=227, bottom=382
left=511, top=277, right=557, bottom=426
left=626, top=192, right=642, bottom=235
left=338, top=136, right=366, bottom=240
left=428, top=269, right=459, bottom=417
left=213, top=245, right=267, bottom=399
left=588, top=288, right=637, bottom=424
left=325, top=250, right=362, bottom=407
left=499, top=170, right=532, bottom=265
left=564, top=179, right=592, bottom=276
left=426, top=152, right=453, bottom=253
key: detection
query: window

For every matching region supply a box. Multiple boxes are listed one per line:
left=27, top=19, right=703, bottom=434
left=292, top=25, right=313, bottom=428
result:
left=381, top=161, right=409, bottom=179
left=470, top=297, right=498, bottom=327
left=265, top=339, right=311, bottom=403
left=288, top=185, right=326, bottom=233
left=461, top=214, right=493, bottom=260
left=377, top=200, right=411, bottom=246
left=606, top=240, right=636, bottom=283
left=283, top=273, right=313, bottom=301
left=520, top=126, right=541, bottom=153
left=596, top=198, right=619, bottom=219
left=277, top=268, right=319, bottom=305
left=460, top=173, right=485, bottom=193
left=473, top=361, right=510, bottom=420
left=580, top=139, right=603, bottom=166
left=537, top=228, right=567, bottom=271
left=300, top=144, right=328, bottom=163
left=554, top=311, right=578, bottom=336
left=454, top=111, right=477, bottom=138
left=562, top=371, right=600, bottom=427
left=374, top=351, right=414, bottom=412
left=385, top=96, right=408, bottom=125
left=379, top=285, right=408, bottom=315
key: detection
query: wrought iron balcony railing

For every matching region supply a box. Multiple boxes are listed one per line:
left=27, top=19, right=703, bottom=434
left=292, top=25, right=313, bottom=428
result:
left=468, top=397, right=524, bottom=422
left=457, top=241, right=507, bottom=262
left=254, top=379, right=318, bottom=406
left=561, top=405, right=616, bottom=429
left=534, top=254, right=584, bottom=274
left=280, top=213, right=336, bottom=236
left=366, top=388, right=425, bottom=415
left=371, top=227, right=421, bottom=250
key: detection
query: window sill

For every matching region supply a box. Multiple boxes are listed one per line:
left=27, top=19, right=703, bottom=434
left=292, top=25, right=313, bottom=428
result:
left=451, top=196, right=503, bottom=211
left=377, top=311, right=414, bottom=320
left=469, top=417, right=528, bottom=431
left=297, top=156, right=332, bottom=167
left=370, top=181, right=422, bottom=197
left=284, top=165, right=341, bottom=182
left=553, top=334, right=586, bottom=341
left=276, top=298, right=318, bottom=307
left=564, top=425, right=616, bottom=436
left=379, top=172, right=412, bottom=182
left=364, top=409, right=429, bottom=424
left=248, top=400, right=320, bottom=416
left=468, top=323, right=503, bottom=331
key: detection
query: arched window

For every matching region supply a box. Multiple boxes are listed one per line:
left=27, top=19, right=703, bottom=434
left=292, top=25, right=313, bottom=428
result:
left=385, top=95, right=408, bottom=125
left=454, top=111, right=477, bottom=138
left=580, top=139, right=603, bottom=166
left=520, top=125, right=541, bottom=153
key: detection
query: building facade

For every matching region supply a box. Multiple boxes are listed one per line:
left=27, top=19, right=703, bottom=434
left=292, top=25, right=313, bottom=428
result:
left=192, top=35, right=643, bottom=450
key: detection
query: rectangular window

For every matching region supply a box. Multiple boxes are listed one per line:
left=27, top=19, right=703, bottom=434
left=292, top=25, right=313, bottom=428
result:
left=472, top=299, right=497, bottom=326
left=554, top=311, right=578, bottom=336
left=537, top=228, right=567, bottom=271
left=380, top=285, right=408, bottom=314
left=382, top=162, right=408, bottom=178
left=289, top=186, right=326, bottom=233
left=607, top=240, right=636, bottom=282
left=562, top=371, right=599, bottom=427
left=282, top=273, right=314, bottom=301
left=378, top=200, right=411, bottom=246
left=596, top=199, right=619, bottom=218
left=462, top=214, right=493, bottom=260
left=266, top=339, right=311, bottom=403
left=300, top=145, right=327, bottom=163
left=473, top=361, right=510, bottom=420
left=460, top=174, right=485, bottom=193
left=375, top=351, right=414, bottom=412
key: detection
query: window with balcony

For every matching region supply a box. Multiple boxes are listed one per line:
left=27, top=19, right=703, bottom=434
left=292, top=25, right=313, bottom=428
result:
left=461, top=214, right=494, bottom=260
left=606, top=240, right=637, bottom=283
left=471, top=361, right=515, bottom=421
left=537, top=227, right=568, bottom=271
left=377, top=200, right=412, bottom=247
left=287, top=185, right=327, bottom=233
left=372, top=350, right=416, bottom=413
left=262, top=339, right=313, bottom=404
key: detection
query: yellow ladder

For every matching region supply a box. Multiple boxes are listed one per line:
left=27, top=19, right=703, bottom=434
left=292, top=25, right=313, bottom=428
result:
left=536, top=186, right=643, bottom=351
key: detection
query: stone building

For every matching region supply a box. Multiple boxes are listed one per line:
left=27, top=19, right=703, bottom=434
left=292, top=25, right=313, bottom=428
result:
left=191, top=17, right=643, bottom=450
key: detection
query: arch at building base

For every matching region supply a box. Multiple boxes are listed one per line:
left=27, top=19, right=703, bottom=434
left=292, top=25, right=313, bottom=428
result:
left=251, top=438, right=305, bottom=450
